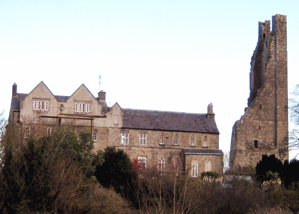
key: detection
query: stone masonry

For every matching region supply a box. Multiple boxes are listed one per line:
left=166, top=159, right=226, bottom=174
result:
left=230, top=14, right=289, bottom=169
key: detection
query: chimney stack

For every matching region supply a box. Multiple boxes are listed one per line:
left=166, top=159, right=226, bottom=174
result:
left=98, top=90, right=106, bottom=102
left=12, top=83, right=17, bottom=97
left=207, top=103, right=215, bottom=119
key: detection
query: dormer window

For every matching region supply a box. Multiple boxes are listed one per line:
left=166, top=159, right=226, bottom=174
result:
left=113, top=115, right=119, bottom=124
left=33, top=100, right=49, bottom=111
left=74, top=103, right=90, bottom=113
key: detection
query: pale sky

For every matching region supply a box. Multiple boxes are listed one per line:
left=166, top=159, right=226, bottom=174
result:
left=1, top=0, right=299, bottom=157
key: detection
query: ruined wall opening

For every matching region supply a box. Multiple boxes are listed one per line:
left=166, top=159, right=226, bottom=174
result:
left=254, top=140, right=259, bottom=148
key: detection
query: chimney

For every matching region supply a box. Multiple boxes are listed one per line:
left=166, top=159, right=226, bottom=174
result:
left=207, top=103, right=215, bottom=119
left=98, top=90, right=106, bottom=102
left=12, top=83, right=17, bottom=97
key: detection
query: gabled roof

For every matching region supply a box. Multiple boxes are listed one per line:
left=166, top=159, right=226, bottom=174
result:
left=68, top=84, right=98, bottom=102
left=122, top=109, right=219, bottom=134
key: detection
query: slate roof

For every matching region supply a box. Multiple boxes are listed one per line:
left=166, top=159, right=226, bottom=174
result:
left=182, top=148, right=223, bottom=155
left=122, top=109, right=219, bottom=134
left=10, top=93, right=27, bottom=112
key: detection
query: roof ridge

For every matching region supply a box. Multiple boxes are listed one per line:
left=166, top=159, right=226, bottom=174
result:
left=123, top=108, right=206, bottom=115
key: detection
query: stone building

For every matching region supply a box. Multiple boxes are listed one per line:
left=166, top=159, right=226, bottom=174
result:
left=9, top=81, right=223, bottom=176
left=230, top=14, right=289, bottom=169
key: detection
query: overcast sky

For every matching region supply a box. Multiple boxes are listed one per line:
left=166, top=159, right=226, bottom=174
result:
left=1, top=0, right=299, bottom=157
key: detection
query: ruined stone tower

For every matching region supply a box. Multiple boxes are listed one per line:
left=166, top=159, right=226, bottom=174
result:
left=230, top=14, right=288, bottom=169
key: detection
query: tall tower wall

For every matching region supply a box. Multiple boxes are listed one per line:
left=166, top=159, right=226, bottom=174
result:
left=230, top=15, right=288, bottom=169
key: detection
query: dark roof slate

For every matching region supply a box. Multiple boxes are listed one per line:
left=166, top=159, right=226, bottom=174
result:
left=122, top=109, right=219, bottom=134
left=10, top=94, right=27, bottom=112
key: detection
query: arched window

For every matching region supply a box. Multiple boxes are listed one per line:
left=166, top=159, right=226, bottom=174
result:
left=158, top=157, right=166, bottom=171
left=138, top=157, right=147, bottom=170
left=191, top=135, right=195, bottom=146
left=205, top=160, right=212, bottom=172
left=174, top=134, right=179, bottom=145
left=191, top=159, right=198, bottom=177
left=160, top=133, right=164, bottom=145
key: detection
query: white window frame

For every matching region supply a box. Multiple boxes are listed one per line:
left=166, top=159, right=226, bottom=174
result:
left=158, top=157, right=166, bottom=171
left=139, top=133, right=147, bottom=145
left=121, top=132, right=129, bottom=145
left=33, top=100, right=49, bottom=111
left=138, top=156, right=147, bottom=170
left=47, top=127, right=53, bottom=136
left=92, top=130, right=98, bottom=142
left=191, top=159, right=198, bottom=177
left=113, top=115, right=119, bottom=124
left=74, top=103, right=90, bottom=113
left=205, top=160, right=212, bottom=172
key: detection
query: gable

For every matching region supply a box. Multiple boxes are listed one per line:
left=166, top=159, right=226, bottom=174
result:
left=24, top=81, right=56, bottom=101
left=68, top=84, right=97, bottom=102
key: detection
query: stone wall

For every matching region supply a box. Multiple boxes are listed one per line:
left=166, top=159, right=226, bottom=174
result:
left=230, top=14, right=289, bottom=169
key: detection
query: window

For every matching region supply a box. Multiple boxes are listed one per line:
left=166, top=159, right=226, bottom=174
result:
left=139, top=133, right=147, bottom=145
left=47, top=127, right=53, bottom=136
left=24, top=126, right=30, bottom=138
left=138, top=156, right=147, bottom=170
left=113, top=115, right=119, bottom=124
left=92, top=130, right=98, bottom=141
left=203, top=136, right=208, bottom=148
left=254, top=140, right=259, bottom=148
left=191, top=135, right=195, bottom=146
left=121, top=132, right=129, bottom=145
left=160, top=133, right=164, bottom=145
left=33, top=100, right=49, bottom=111
left=158, top=157, right=166, bottom=171
left=191, top=159, right=198, bottom=177
left=174, top=134, right=179, bottom=145
left=74, top=103, right=90, bottom=113
left=205, top=160, right=212, bottom=172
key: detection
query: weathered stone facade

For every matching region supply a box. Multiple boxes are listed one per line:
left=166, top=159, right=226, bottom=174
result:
left=9, top=82, right=223, bottom=176
left=230, top=14, right=289, bottom=169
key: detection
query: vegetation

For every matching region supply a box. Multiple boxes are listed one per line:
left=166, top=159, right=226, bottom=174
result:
left=0, top=122, right=134, bottom=213
left=290, top=84, right=299, bottom=149
left=3, top=119, right=299, bottom=213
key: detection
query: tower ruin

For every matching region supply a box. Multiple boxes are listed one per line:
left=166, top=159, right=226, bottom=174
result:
left=230, top=14, right=288, bottom=169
